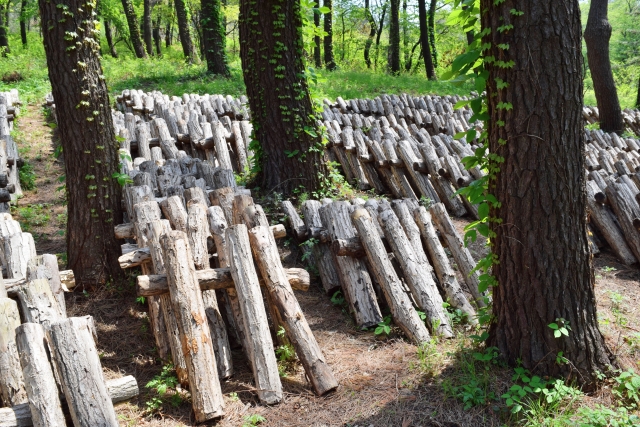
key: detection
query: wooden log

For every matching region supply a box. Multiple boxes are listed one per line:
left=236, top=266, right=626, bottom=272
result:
left=3, top=233, right=36, bottom=280
left=160, top=231, right=225, bottom=421
left=226, top=225, right=282, bottom=405
left=382, top=139, right=417, bottom=199
left=15, top=323, right=66, bottom=427
left=159, top=195, right=188, bottom=232
left=118, top=247, right=150, bottom=268
left=331, top=237, right=365, bottom=258
left=15, top=279, right=65, bottom=328
left=350, top=208, right=431, bottom=344
left=26, top=254, right=66, bottom=316
left=413, top=206, right=477, bottom=321
left=209, top=187, right=235, bottom=225
left=319, top=202, right=382, bottom=328
left=396, top=140, right=442, bottom=204
left=605, top=182, right=640, bottom=263
left=248, top=226, right=338, bottom=395
left=47, top=316, right=118, bottom=427
left=281, top=201, right=307, bottom=239
left=586, top=181, right=637, bottom=265
left=114, top=223, right=134, bottom=239
left=378, top=206, right=453, bottom=338
left=187, top=201, right=211, bottom=270
left=136, top=267, right=310, bottom=296
left=0, top=298, right=27, bottom=407
left=429, top=203, right=486, bottom=307
left=0, top=376, right=139, bottom=427
left=232, top=194, right=254, bottom=225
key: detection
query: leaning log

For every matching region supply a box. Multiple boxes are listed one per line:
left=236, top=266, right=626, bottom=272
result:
left=0, top=298, right=27, bottom=406
left=15, top=279, right=66, bottom=328
left=301, top=200, right=341, bottom=294
left=605, top=182, right=640, bottom=263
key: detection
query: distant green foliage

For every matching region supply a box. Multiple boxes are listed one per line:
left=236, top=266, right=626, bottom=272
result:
left=19, top=161, right=36, bottom=191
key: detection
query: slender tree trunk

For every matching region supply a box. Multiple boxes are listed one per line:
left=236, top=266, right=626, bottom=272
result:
left=239, top=0, right=328, bottom=196
left=388, top=0, right=400, bottom=74
left=165, top=20, right=172, bottom=47
left=462, top=3, right=473, bottom=45
left=340, top=12, right=345, bottom=61
left=482, top=0, right=615, bottom=385
left=143, top=0, right=154, bottom=55
left=584, top=0, right=624, bottom=134
left=38, top=0, right=125, bottom=288
left=20, top=0, right=27, bottom=47
left=153, top=17, right=162, bottom=55
left=404, top=40, right=419, bottom=72
left=364, top=0, right=375, bottom=68
left=121, top=0, right=147, bottom=58
left=428, top=0, right=437, bottom=67
left=323, top=0, right=336, bottom=70
left=0, top=2, right=9, bottom=56
left=104, top=20, right=118, bottom=58
left=313, top=7, right=321, bottom=68
left=402, top=0, right=408, bottom=68
left=174, top=0, right=198, bottom=62
left=417, top=0, right=435, bottom=79
left=202, top=0, right=229, bottom=75
left=636, top=76, right=640, bottom=108
left=374, top=2, right=387, bottom=70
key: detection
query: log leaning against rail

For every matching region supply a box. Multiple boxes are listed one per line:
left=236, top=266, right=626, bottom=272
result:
left=605, top=182, right=640, bottom=263
left=0, top=297, right=27, bottom=407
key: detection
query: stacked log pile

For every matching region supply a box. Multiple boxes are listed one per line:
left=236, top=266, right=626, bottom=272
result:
left=583, top=106, right=640, bottom=137
left=0, top=91, right=24, bottom=205
left=282, top=197, right=482, bottom=342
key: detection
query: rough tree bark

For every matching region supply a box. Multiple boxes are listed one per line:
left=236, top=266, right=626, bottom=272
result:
left=482, top=0, right=615, bottom=385
left=239, top=0, right=328, bottom=196
left=121, top=0, right=147, bottom=58
left=175, top=0, right=198, bottom=62
left=104, top=20, right=118, bottom=58
left=584, top=0, right=624, bottom=134
left=323, top=0, right=336, bottom=70
left=428, top=0, right=437, bottom=67
left=388, top=0, right=400, bottom=74
left=201, top=0, right=229, bottom=76
left=39, top=0, right=125, bottom=288
left=364, top=0, right=375, bottom=68
left=143, top=0, right=154, bottom=55
left=418, top=0, right=435, bottom=79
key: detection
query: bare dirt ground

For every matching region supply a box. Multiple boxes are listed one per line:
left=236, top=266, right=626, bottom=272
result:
left=11, top=105, right=640, bottom=427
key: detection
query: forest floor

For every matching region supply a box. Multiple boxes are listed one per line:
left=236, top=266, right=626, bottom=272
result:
left=10, top=104, right=640, bottom=427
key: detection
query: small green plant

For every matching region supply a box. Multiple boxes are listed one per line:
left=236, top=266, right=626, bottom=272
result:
left=609, top=291, right=624, bottom=311
left=443, top=301, right=468, bottom=326
left=576, top=405, right=640, bottom=427
left=602, top=265, right=617, bottom=273
left=299, top=238, right=318, bottom=263
left=624, top=333, right=640, bottom=356
left=548, top=318, right=571, bottom=338
left=330, top=290, right=345, bottom=306
left=612, top=369, right=640, bottom=407
left=242, top=414, right=266, bottom=427
left=145, top=364, right=182, bottom=413
left=374, top=315, right=392, bottom=336
left=414, top=338, right=441, bottom=377
left=229, top=392, right=239, bottom=402
left=136, top=296, right=146, bottom=305
left=19, top=161, right=36, bottom=190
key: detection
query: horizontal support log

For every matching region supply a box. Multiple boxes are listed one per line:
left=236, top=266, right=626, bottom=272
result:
left=137, top=267, right=310, bottom=296
left=114, top=223, right=285, bottom=241
left=413, top=161, right=429, bottom=174
left=4, top=270, right=76, bottom=296
left=331, top=237, right=365, bottom=258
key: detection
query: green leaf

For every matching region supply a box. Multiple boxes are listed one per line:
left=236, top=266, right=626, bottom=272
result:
left=477, top=203, right=489, bottom=220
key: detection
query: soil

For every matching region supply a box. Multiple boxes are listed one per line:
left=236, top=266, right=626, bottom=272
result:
left=10, top=106, right=640, bottom=427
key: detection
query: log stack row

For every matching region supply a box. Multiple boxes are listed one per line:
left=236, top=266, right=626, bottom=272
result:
left=0, top=91, right=24, bottom=205
left=282, top=197, right=485, bottom=343
left=582, top=105, right=640, bottom=137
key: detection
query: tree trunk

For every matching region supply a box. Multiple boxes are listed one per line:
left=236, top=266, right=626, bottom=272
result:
left=482, top=0, right=615, bottom=385
left=201, top=0, right=229, bottom=76
left=402, top=0, right=408, bottom=68
left=418, top=0, right=435, bottom=79
left=428, top=0, right=437, bottom=67
left=584, top=0, right=624, bottom=134
left=364, top=0, right=375, bottom=68
left=388, top=0, right=400, bottom=74
left=374, top=2, right=386, bottom=69
left=104, top=20, right=118, bottom=58
left=20, top=0, right=27, bottom=47
left=165, top=20, right=172, bottom=47
left=143, top=0, right=154, bottom=55
left=153, top=17, right=162, bottom=55
left=314, top=7, right=322, bottom=68
left=174, top=0, right=198, bottom=63
left=39, top=0, right=126, bottom=288
left=239, top=0, right=328, bottom=196
left=121, top=0, right=147, bottom=58
left=323, top=0, right=336, bottom=70
left=0, top=2, right=9, bottom=56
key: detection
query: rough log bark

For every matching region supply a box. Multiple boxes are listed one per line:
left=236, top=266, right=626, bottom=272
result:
left=26, top=255, right=66, bottom=316
left=301, top=200, right=341, bottom=294
left=0, top=298, right=27, bottom=406
left=15, top=279, right=65, bottom=328
left=605, top=182, right=640, bottom=263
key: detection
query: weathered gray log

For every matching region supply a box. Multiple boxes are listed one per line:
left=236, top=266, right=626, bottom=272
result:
left=319, top=201, right=382, bottom=328
left=0, top=376, right=139, bottom=427
left=137, top=265, right=309, bottom=297
left=605, top=182, right=640, bottom=263
left=47, top=316, right=118, bottom=427
left=26, top=255, right=66, bottom=316
left=413, top=206, right=477, bottom=321
left=351, top=208, right=431, bottom=344
left=281, top=201, right=307, bottom=239
left=0, top=298, right=27, bottom=406
left=396, top=140, right=443, bottom=206
left=213, top=124, right=234, bottom=171
left=159, top=195, right=188, bottom=232
left=3, top=233, right=36, bottom=280
left=15, top=323, right=66, bottom=427
left=379, top=206, right=453, bottom=338
left=209, top=186, right=235, bottom=225
left=226, top=225, right=282, bottom=405
left=382, top=139, right=417, bottom=199
left=586, top=181, right=637, bottom=265
left=160, top=231, right=225, bottom=422
left=114, top=223, right=134, bottom=239
left=248, top=225, right=338, bottom=395
left=15, top=279, right=65, bottom=328
left=429, top=203, right=486, bottom=307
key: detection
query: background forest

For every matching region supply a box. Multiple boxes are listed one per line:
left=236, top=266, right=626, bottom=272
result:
left=0, top=0, right=638, bottom=108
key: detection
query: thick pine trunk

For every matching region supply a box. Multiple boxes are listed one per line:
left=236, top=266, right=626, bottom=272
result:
left=175, top=0, right=198, bottom=63
left=388, top=0, right=400, bottom=74
left=143, top=0, right=154, bottom=55
left=39, top=0, right=125, bottom=288
left=121, top=0, right=147, bottom=58
left=482, top=0, right=615, bottom=385
left=201, top=0, right=229, bottom=76
left=239, top=0, right=328, bottom=196
left=584, top=0, right=624, bottom=134
left=323, top=0, right=336, bottom=70
left=418, top=0, right=435, bottom=80
left=104, top=20, right=118, bottom=58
